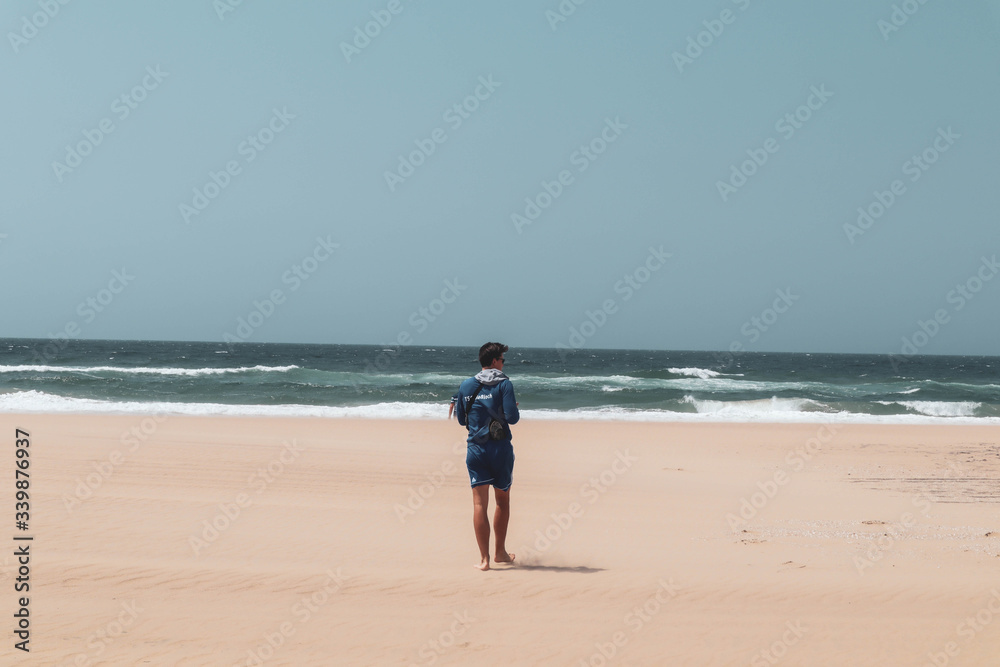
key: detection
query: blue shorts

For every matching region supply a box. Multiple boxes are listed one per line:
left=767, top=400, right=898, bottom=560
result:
left=466, top=441, right=514, bottom=491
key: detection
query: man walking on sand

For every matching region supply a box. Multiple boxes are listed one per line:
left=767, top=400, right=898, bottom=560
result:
left=455, top=342, right=519, bottom=571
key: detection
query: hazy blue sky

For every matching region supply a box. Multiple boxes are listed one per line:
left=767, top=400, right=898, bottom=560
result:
left=2, top=0, right=999, bottom=355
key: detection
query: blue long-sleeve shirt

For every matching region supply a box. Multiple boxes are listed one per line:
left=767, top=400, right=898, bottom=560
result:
left=455, top=372, right=519, bottom=444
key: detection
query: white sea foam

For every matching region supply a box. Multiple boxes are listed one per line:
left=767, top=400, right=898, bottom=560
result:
left=0, top=364, right=298, bottom=376
left=668, top=367, right=722, bottom=379
left=0, top=390, right=443, bottom=419
left=519, top=406, right=1000, bottom=424
left=517, top=373, right=823, bottom=394
left=681, top=395, right=828, bottom=417
left=2, top=391, right=998, bottom=425
left=893, top=400, right=981, bottom=418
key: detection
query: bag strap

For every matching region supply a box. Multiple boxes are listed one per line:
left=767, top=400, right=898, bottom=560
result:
left=464, top=382, right=484, bottom=429
left=466, top=379, right=509, bottom=434
left=480, top=381, right=509, bottom=430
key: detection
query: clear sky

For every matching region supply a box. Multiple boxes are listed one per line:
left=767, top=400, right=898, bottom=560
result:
left=2, top=0, right=999, bottom=355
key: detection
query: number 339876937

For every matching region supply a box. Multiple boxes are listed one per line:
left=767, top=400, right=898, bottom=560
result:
left=15, top=429, right=30, bottom=529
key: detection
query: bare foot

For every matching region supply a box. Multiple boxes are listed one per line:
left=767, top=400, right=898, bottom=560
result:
left=474, top=557, right=490, bottom=571
left=494, top=552, right=515, bottom=565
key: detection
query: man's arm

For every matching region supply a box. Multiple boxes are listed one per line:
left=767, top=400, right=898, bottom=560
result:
left=502, top=380, right=519, bottom=425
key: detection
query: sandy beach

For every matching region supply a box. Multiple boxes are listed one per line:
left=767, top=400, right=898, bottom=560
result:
left=3, top=414, right=999, bottom=665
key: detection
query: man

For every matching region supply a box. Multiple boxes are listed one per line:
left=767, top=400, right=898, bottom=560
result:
left=454, top=342, right=519, bottom=571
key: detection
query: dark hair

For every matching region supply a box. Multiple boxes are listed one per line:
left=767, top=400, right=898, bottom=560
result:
left=478, top=342, right=508, bottom=367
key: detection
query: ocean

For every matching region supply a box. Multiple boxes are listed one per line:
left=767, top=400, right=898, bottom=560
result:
left=1, top=338, right=999, bottom=424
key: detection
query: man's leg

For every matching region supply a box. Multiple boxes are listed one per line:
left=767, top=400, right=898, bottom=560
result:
left=472, top=485, right=491, bottom=571
left=493, top=487, right=514, bottom=563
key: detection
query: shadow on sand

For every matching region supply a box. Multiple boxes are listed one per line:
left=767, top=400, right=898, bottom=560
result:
left=507, top=564, right=604, bottom=573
